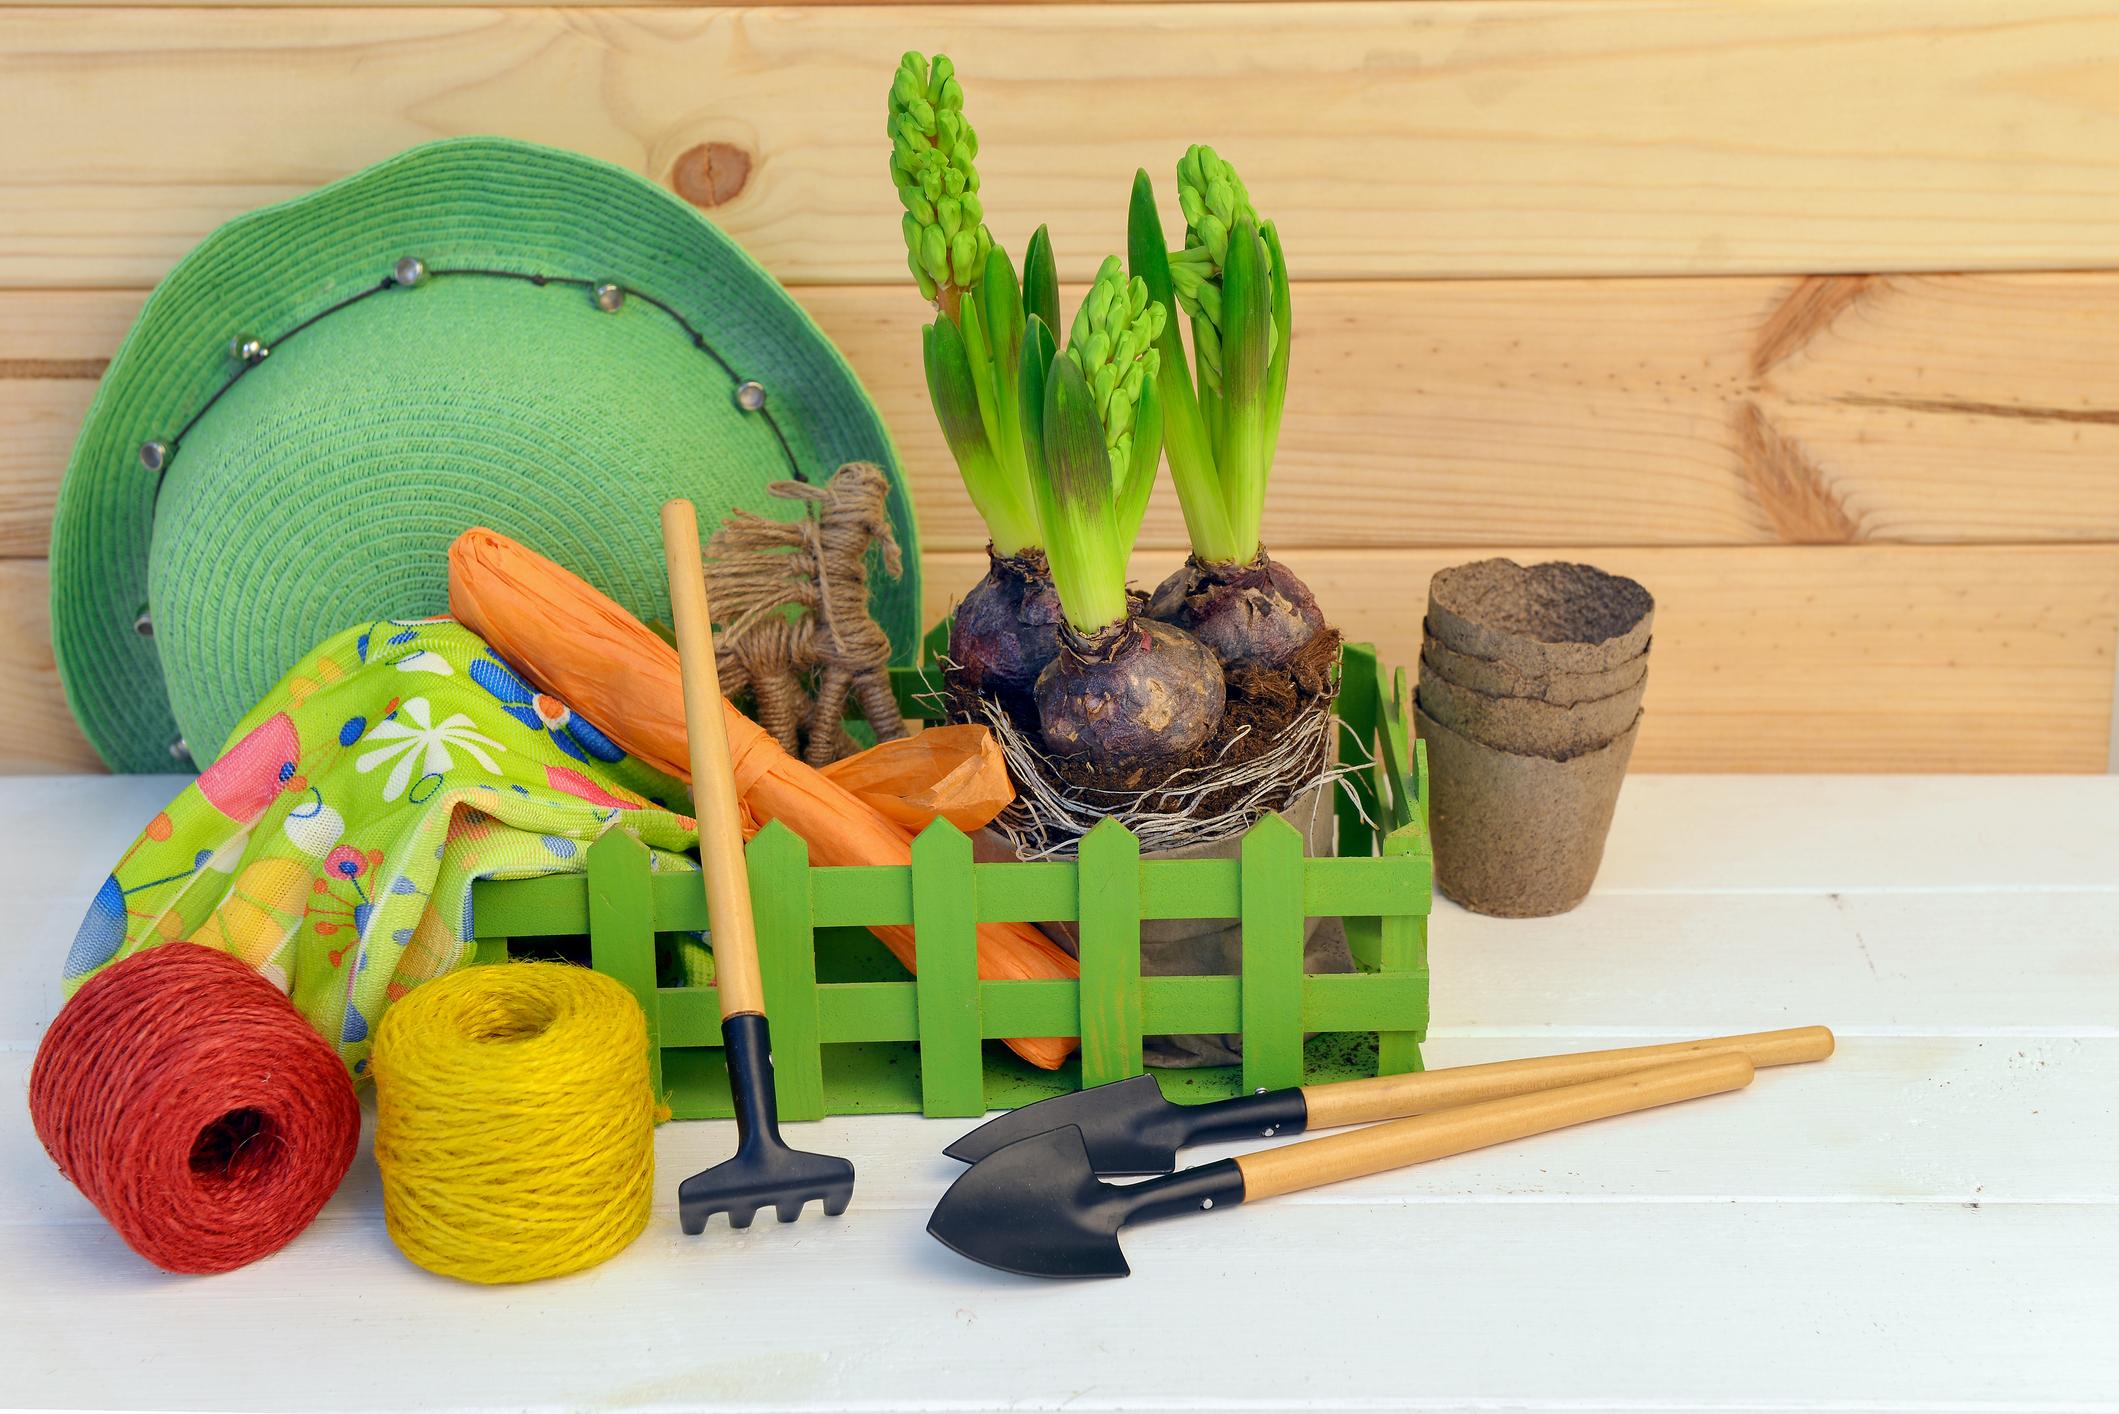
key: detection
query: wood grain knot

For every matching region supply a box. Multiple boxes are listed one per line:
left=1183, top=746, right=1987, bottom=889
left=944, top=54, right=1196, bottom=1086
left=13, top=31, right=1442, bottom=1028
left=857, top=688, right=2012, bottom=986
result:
left=1750, top=274, right=1878, bottom=380
left=1734, top=400, right=1862, bottom=544
left=671, top=142, right=753, bottom=209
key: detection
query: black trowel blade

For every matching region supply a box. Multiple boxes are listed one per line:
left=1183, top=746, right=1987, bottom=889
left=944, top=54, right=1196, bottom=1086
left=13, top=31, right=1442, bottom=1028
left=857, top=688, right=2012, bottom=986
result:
left=943, top=1076, right=1186, bottom=1175
left=927, top=1126, right=1135, bottom=1278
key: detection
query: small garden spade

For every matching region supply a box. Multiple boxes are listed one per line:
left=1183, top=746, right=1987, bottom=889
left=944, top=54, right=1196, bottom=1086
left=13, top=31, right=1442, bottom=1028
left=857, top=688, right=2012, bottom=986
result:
left=929, top=1054, right=1753, bottom=1278
left=946, top=1026, right=1832, bottom=1175
left=663, top=499, right=855, bottom=1234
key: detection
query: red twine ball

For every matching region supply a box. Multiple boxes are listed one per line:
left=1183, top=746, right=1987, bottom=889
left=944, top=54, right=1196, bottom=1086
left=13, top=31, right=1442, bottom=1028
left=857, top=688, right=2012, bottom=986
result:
left=29, top=943, right=361, bottom=1274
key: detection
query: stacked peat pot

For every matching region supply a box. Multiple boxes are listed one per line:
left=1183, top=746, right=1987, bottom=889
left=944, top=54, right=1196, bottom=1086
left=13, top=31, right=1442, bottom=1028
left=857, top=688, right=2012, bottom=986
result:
left=1418, top=559, right=1655, bottom=917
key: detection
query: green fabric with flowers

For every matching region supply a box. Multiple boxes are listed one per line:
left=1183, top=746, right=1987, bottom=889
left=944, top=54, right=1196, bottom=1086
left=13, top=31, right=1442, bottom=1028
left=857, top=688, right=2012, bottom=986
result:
left=63, top=617, right=698, bottom=1077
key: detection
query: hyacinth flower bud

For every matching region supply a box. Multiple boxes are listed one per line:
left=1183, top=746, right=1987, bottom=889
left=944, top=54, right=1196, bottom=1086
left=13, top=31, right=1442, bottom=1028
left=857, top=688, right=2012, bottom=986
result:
left=1171, top=145, right=1278, bottom=395
left=1065, top=256, right=1165, bottom=487
left=889, top=50, right=994, bottom=311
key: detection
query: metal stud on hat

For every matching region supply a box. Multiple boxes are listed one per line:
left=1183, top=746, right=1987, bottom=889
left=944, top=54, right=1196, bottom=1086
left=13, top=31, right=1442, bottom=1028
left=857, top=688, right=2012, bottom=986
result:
left=228, top=336, right=269, bottom=365
left=138, top=440, right=170, bottom=474
left=392, top=256, right=427, bottom=287
left=593, top=282, right=626, bottom=312
left=735, top=381, right=767, bottom=411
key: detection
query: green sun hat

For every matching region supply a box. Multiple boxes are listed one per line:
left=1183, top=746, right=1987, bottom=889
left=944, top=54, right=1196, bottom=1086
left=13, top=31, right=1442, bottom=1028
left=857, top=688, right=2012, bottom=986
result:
left=52, top=137, right=920, bottom=773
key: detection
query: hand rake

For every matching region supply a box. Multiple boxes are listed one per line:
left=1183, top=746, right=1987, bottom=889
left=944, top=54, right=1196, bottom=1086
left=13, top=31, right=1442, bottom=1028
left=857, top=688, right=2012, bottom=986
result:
left=663, top=498, right=855, bottom=1235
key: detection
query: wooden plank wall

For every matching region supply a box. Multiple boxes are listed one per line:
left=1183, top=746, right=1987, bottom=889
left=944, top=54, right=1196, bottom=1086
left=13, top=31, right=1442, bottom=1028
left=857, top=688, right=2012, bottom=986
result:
left=3, top=1, right=2117, bottom=774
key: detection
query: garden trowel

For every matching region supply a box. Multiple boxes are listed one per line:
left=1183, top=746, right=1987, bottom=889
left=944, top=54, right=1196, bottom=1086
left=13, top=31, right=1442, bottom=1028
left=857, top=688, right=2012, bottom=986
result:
left=945, top=1025, right=1830, bottom=1175
left=929, top=1053, right=1753, bottom=1278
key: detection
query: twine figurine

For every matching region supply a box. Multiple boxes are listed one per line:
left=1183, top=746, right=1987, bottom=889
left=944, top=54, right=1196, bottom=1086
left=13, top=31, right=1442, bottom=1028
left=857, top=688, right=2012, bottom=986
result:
left=706, top=462, right=909, bottom=766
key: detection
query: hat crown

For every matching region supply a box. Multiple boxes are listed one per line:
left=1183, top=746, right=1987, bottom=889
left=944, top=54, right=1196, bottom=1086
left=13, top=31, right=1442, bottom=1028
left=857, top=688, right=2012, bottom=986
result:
left=52, top=138, right=918, bottom=770
left=150, top=272, right=812, bottom=762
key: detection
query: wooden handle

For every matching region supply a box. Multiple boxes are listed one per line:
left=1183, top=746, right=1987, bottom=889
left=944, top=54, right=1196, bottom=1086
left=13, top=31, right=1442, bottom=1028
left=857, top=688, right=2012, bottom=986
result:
left=661, top=499, right=763, bottom=1019
left=1299, top=1025, right=1831, bottom=1129
left=1237, top=1054, right=1753, bottom=1201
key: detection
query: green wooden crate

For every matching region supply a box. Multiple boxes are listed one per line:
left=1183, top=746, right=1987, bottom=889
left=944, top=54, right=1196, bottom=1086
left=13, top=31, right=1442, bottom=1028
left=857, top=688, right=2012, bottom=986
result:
left=467, top=641, right=1430, bottom=1119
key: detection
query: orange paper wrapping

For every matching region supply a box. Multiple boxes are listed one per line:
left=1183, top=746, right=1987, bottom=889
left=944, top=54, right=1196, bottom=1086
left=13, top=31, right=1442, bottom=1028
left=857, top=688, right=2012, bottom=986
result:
left=820, top=726, right=1012, bottom=833
left=448, top=528, right=1078, bottom=1069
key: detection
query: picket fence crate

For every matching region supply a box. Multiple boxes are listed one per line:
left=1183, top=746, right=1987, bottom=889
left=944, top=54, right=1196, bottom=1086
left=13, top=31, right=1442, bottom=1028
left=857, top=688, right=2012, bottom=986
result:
left=466, top=641, right=1431, bottom=1119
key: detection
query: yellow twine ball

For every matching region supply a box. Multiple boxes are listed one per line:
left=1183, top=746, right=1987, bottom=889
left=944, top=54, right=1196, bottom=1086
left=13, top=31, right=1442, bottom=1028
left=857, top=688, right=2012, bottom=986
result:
left=371, top=962, right=657, bottom=1284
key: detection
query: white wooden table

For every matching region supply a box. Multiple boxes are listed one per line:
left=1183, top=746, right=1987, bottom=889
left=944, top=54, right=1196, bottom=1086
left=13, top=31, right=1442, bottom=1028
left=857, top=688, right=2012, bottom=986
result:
left=4, top=774, right=2115, bottom=1412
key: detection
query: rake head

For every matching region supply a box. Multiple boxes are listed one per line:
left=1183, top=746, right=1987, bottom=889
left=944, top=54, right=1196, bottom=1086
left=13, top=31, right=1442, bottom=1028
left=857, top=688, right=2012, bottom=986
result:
left=679, top=1134, right=856, bottom=1233
left=680, top=1014, right=855, bottom=1235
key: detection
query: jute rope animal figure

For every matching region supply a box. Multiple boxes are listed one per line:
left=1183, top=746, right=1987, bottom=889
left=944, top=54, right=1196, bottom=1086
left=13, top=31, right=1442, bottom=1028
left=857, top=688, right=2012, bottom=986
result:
left=705, top=462, right=909, bottom=766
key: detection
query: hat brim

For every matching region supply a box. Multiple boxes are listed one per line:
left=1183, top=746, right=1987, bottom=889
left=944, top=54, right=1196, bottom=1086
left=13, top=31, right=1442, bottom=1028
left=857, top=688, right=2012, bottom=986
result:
left=52, top=137, right=920, bottom=772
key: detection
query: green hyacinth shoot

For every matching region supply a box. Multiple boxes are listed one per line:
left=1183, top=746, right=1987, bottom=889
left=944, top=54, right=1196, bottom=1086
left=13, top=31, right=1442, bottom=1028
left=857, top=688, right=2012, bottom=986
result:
left=894, top=53, right=1058, bottom=556
left=1020, top=266, right=1167, bottom=639
left=889, top=52, right=994, bottom=310
left=1128, top=148, right=1291, bottom=566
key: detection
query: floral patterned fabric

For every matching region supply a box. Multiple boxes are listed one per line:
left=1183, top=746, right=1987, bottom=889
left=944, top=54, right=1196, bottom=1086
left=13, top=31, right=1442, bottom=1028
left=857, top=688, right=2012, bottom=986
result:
left=63, top=618, right=698, bottom=1076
